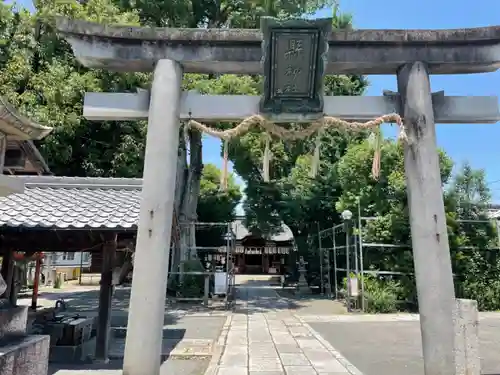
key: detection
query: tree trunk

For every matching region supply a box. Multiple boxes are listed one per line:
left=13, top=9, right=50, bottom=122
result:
left=179, top=130, right=203, bottom=260
left=172, top=135, right=188, bottom=272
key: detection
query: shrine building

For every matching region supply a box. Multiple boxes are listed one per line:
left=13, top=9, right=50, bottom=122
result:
left=230, top=218, right=295, bottom=275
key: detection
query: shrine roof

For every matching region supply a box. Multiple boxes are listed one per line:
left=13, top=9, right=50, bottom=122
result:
left=55, top=17, right=500, bottom=74
left=0, top=97, right=53, bottom=140
left=232, top=218, right=294, bottom=243
left=0, top=176, right=141, bottom=230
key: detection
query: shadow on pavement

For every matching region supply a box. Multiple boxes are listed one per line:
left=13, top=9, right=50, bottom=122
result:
left=49, top=356, right=209, bottom=375
left=232, top=277, right=347, bottom=316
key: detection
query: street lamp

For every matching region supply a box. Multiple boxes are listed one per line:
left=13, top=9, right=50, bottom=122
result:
left=341, top=210, right=353, bottom=312
left=341, top=210, right=353, bottom=221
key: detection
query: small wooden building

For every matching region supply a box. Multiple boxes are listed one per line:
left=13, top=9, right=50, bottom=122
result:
left=0, top=96, right=53, bottom=196
left=231, top=218, right=295, bottom=275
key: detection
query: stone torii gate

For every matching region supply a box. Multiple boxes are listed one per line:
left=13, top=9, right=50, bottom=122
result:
left=56, top=17, right=500, bottom=375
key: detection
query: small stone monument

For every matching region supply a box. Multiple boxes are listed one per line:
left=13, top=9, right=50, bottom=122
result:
left=0, top=274, right=50, bottom=375
left=295, top=256, right=310, bottom=295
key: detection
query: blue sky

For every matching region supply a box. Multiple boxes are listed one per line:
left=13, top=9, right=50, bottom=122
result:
left=10, top=0, right=500, bottom=201
left=323, top=0, right=500, bottom=199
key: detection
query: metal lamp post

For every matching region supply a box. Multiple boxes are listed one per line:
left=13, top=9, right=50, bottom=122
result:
left=341, top=210, right=353, bottom=312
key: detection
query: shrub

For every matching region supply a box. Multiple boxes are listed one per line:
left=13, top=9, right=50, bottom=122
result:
left=460, top=279, right=500, bottom=311
left=54, top=275, right=62, bottom=289
left=360, top=274, right=402, bottom=313
left=176, top=260, right=205, bottom=298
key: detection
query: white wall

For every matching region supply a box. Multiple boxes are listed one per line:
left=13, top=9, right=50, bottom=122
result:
left=52, top=252, right=92, bottom=268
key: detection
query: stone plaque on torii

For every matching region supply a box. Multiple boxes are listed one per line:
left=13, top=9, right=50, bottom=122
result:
left=56, top=16, right=500, bottom=375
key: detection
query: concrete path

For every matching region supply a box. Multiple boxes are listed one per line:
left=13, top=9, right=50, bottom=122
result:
left=305, top=315, right=500, bottom=375
left=49, top=358, right=209, bottom=375
left=24, top=285, right=228, bottom=374
left=211, top=283, right=360, bottom=375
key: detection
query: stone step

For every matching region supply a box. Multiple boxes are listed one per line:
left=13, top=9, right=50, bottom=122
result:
left=0, top=306, right=28, bottom=341
left=109, top=337, right=213, bottom=360
left=0, top=335, right=50, bottom=375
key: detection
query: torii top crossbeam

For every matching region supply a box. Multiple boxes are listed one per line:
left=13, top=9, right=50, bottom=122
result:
left=56, top=17, right=500, bottom=75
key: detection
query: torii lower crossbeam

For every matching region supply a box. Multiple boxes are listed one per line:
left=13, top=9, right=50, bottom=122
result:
left=84, top=91, right=500, bottom=124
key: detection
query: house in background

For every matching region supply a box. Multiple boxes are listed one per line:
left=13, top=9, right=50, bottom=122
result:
left=41, top=252, right=92, bottom=284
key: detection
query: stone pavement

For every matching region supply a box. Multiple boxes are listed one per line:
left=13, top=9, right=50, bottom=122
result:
left=210, top=284, right=360, bottom=375
left=49, top=358, right=210, bottom=375
left=20, top=285, right=228, bottom=374
left=109, top=315, right=224, bottom=359
left=306, top=314, right=500, bottom=375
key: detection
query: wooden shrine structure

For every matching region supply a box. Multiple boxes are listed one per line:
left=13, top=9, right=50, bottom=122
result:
left=0, top=96, right=53, bottom=301
left=55, top=16, right=500, bottom=375
left=231, top=218, right=295, bottom=275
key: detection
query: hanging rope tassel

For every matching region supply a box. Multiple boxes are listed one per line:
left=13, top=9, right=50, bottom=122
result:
left=310, top=128, right=323, bottom=178
left=371, top=127, right=383, bottom=179
left=262, top=134, right=271, bottom=182
left=220, top=139, right=229, bottom=190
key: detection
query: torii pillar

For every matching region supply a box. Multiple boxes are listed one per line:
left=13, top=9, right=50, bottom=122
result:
left=55, top=17, right=500, bottom=375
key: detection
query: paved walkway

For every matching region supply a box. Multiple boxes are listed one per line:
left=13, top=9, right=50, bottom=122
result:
left=24, top=286, right=227, bottom=375
left=306, top=314, right=500, bottom=375
left=211, top=284, right=359, bottom=375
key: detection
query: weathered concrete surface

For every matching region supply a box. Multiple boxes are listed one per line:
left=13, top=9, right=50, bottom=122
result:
left=0, top=335, right=50, bottom=375
left=307, top=317, right=500, bottom=375
left=122, top=59, right=182, bottom=375
left=48, top=358, right=210, bottom=375
left=0, top=305, right=28, bottom=340
left=398, top=61, right=456, bottom=375
left=84, top=91, right=500, bottom=124
left=109, top=316, right=224, bottom=359
left=55, top=18, right=500, bottom=74
left=454, top=299, right=480, bottom=375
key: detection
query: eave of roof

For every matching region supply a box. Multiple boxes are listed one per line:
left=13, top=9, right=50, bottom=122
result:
left=0, top=97, right=53, bottom=140
left=0, top=176, right=141, bottom=230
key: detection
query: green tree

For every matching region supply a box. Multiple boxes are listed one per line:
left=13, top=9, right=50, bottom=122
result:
left=335, top=140, right=500, bottom=310
left=0, top=0, right=335, bottom=266
left=195, top=163, right=242, bottom=248
left=198, top=163, right=242, bottom=224
left=0, top=0, right=147, bottom=179
left=335, top=140, right=453, bottom=275
left=446, top=163, right=500, bottom=309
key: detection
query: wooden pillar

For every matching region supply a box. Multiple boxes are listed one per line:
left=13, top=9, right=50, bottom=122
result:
left=262, top=254, right=269, bottom=274
left=95, top=232, right=117, bottom=362
left=1, top=249, right=14, bottom=302
left=0, top=132, right=7, bottom=171
left=31, top=255, right=42, bottom=310
left=203, top=274, right=209, bottom=306
left=397, top=61, right=456, bottom=375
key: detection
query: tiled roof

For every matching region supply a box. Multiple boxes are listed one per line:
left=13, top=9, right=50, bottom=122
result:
left=231, top=218, right=294, bottom=242
left=0, top=176, right=141, bottom=230
left=488, top=209, right=500, bottom=220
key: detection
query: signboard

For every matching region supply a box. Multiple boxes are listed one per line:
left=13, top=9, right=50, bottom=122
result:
left=349, top=276, right=359, bottom=297
left=234, top=246, right=292, bottom=254
left=260, top=17, right=331, bottom=119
